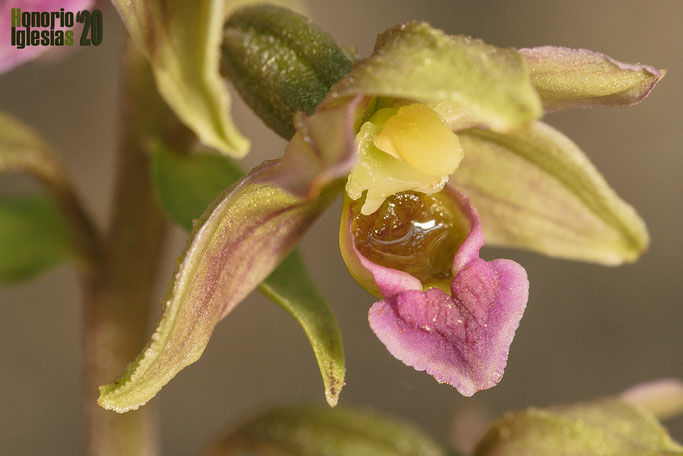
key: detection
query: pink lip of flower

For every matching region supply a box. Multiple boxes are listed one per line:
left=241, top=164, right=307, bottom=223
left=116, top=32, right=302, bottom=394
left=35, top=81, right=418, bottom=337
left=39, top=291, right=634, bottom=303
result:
left=0, top=0, right=94, bottom=75
left=96, top=21, right=665, bottom=413
left=344, top=185, right=529, bottom=396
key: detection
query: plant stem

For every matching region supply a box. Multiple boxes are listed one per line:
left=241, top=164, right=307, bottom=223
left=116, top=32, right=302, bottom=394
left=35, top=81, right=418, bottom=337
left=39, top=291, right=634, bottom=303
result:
left=82, top=42, right=191, bottom=456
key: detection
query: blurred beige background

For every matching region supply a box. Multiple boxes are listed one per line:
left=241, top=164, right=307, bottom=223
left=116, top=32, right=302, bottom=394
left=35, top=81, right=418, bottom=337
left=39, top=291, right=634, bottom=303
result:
left=1, top=1, right=681, bottom=454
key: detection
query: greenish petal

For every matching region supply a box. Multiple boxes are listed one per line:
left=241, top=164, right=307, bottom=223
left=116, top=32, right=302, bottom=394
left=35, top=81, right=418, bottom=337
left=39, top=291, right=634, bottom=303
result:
left=520, top=46, right=666, bottom=111
left=324, top=22, right=541, bottom=132
left=112, top=0, right=302, bottom=156
left=202, top=405, right=452, bottom=456
left=98, top=163, right=341, bottom=413
left=475, top=399, right=683, bottom=456
left=0, top=194, right=74, bottom=283
left=453, top=122, right=648, bottom=265
left=150, top=143, right=345, bottom=405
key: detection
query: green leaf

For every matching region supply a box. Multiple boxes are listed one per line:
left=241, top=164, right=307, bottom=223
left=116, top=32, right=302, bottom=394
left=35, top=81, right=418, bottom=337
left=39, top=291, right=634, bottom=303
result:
left=520, top=46, right=666, bottom=111
left=202, top=405, right=453, bottom=456
left=151, top=144, right=345, bottom=405
left=99, top=163, right=342, bottom=413
left=223, top=4, right=354, bottom=139
left=0, top=194, right=74, bottom=283
left=151, top=143, right=244, bottom=231
left=475, top=399, right=683, bottom=456
left=453, top=121, right=648, bottom=265
left=324, top=22, right=542, bottom=132
left=0, top=111, right=100, bottom=273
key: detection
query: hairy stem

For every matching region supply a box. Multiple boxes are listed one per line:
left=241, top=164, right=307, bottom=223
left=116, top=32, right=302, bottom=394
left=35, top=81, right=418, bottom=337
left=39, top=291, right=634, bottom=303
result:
left=82, top=42, right=191, bottom=456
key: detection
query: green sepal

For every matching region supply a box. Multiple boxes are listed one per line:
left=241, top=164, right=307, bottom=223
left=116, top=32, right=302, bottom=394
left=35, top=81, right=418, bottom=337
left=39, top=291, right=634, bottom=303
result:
left=98, top=166, right=341, bottom=412
left=454, top=121, right=648, bottom=265
left=324, top=22, right=542, bottom=132
left=0, top=194, right=74, bottom=283
left=223, top=4, right=353, bottom=138
left=151, top=143, right=345, bottom=405
left=203, top=405, right=453, bottom=456
left=520, top=46, right=666, bottom=111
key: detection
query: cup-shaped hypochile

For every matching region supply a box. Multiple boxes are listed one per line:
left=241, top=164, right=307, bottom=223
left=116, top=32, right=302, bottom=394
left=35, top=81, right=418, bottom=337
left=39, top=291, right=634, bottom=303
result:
left=340, top=186, right=529, bottom=395
left=350, top=191, right=468, bottom=290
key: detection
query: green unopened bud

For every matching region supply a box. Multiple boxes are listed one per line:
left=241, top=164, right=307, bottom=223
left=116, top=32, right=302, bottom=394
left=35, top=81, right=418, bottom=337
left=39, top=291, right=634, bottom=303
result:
left=222, top=5, right=354, bottom=139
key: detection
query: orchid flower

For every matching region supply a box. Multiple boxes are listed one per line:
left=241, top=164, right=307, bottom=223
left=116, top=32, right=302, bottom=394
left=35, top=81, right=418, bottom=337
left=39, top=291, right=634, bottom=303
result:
left=98, top=10, right=664, bottom=412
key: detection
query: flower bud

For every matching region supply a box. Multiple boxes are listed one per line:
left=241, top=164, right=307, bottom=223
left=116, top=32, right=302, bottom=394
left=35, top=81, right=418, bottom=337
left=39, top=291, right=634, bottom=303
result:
left=222, top=5, right=354, bottom=139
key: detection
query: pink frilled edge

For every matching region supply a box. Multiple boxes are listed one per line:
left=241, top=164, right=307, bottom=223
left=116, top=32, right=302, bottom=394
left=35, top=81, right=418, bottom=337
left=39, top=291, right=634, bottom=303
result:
left=349, top=185, right=529, bottom=396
